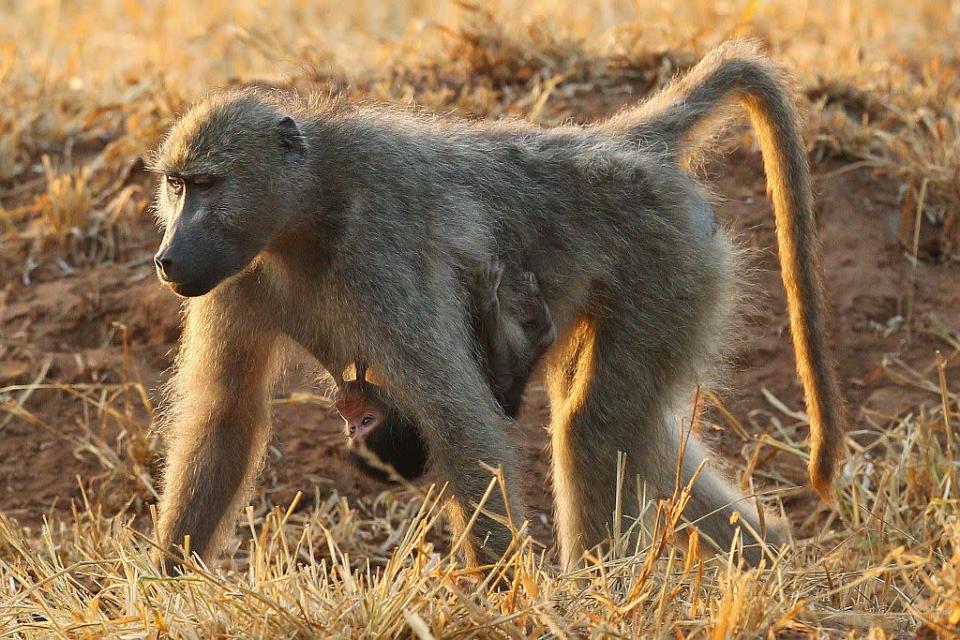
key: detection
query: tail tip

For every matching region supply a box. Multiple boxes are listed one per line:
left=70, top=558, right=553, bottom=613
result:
left=809, top=457, right=838, bottom=504
left=809, top=414, right=846, bottom=504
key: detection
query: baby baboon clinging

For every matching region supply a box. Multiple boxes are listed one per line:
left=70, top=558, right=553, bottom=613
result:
left=337, top=259, right=556, bottom=482
left=337, top=365, right=430, bottom=482
left=151, top=40, right=843, bottom=571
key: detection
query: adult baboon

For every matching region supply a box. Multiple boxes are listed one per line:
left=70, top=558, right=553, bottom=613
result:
left=338, top=259, right=555, bottom=482
left=151, top=41, right=843, bottom=571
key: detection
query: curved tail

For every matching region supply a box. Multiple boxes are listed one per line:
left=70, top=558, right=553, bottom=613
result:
left=610, top=40, right=845, bottom=500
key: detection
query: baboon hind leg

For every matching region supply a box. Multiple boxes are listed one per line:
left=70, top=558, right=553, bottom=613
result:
left=545, top=314, right=782, bottom=570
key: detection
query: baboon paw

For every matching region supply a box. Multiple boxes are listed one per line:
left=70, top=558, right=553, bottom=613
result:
left=472, top=256, right=505, bottom=315
left=483, top=256, right=505, bottom=295
left=518, top=271, right=555, bottom=348
left=518, top=271, right=540, bottom=296
left=537, top=318, right=557, bottom=350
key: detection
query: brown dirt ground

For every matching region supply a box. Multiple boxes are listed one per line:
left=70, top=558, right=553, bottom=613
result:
left=1, top=138, right=958, bottom=547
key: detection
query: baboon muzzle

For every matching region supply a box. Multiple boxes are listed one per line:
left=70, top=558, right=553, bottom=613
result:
left=153, top=247, right=216, bottom=297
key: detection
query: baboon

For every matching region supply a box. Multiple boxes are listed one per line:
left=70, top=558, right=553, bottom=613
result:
left=151, top=41, right=844, bottom=571
left=337, top=259, right=556, bottom=482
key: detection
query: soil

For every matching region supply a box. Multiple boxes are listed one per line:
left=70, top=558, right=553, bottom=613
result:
left=1, top=140, right=958, bottom=546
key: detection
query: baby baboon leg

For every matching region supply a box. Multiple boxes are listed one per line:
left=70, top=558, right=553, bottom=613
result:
left=470, top=257, right=514, bottom=398
left=470, top=261, right=556, bottom=417
left=157, top=289, right=280, bottom=570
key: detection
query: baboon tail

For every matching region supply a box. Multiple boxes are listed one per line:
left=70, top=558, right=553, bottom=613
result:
left=611, top=40, right=845, bottom=501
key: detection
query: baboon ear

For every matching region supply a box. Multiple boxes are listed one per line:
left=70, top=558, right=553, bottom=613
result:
left=277, top=116, right=306, bottom=155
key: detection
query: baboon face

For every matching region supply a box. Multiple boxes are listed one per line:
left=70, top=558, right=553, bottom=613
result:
left=150, top=94, right=307, bottom=297
left=335, top=386, right=386, bottom=440
left=335, top=382, right=430, bottom=482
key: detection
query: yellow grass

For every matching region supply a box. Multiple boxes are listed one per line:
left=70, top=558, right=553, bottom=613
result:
left=1, top=0, right=960, bottom=637
left=0, top=376, right=957, bottom=637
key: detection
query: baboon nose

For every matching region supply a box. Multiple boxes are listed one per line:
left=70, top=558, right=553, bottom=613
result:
left=154, top=254, right=174, bottom=280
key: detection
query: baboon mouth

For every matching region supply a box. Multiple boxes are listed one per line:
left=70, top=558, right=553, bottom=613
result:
left=351, top=425, right=375, bottom=440
left=161, top=277, right=213, bottom=298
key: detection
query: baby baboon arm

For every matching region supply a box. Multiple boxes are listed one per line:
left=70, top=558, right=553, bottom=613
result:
left=470, top=258, right=517, bottom=411
left=157, top=288, right=281, bottom=571
left=512, top=272, right=557, bottom=380
left=470, top=261, right=556, bottom=418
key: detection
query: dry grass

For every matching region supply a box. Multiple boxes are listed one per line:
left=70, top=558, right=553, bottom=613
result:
left=3, top=1, right=960, bottom=263
left=0, top=370, right=957, bottom=637
left=2, top=0, right=960, bottom=637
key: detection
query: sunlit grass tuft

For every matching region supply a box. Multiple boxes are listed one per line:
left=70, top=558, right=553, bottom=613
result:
left=37, top=155, right=93, bottom=241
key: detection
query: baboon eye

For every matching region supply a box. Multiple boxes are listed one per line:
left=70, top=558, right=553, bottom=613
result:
left=165, top=175, right=184, bottom=195
left=192, top=174, right=217, bottom=190
left=361, top=415, right=375, bottom=427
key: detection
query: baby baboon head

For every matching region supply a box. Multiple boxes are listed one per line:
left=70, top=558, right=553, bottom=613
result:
left=149, top=92, right=308, bottom=297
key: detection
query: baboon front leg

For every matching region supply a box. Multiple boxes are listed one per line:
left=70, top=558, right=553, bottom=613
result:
left=402, top=348, right=522, bottom=563
left=373, top=318, right=523, bottom=564
left=157, top=290, right=280, bottom=571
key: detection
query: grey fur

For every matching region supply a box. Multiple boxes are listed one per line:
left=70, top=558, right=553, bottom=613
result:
left=150, top=40, right=841, bottom=571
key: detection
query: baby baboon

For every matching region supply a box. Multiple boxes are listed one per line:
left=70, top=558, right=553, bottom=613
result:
left=337, top=259, right=555, bottom=482
left=151, top=40, right=843, bottom=571
left=337, top=366, right=430, bottom=482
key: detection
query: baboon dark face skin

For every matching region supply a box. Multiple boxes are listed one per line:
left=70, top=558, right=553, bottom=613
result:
left=151, top=102, right=308, bottom=297
left=153, top=174, right=257, bottom=297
